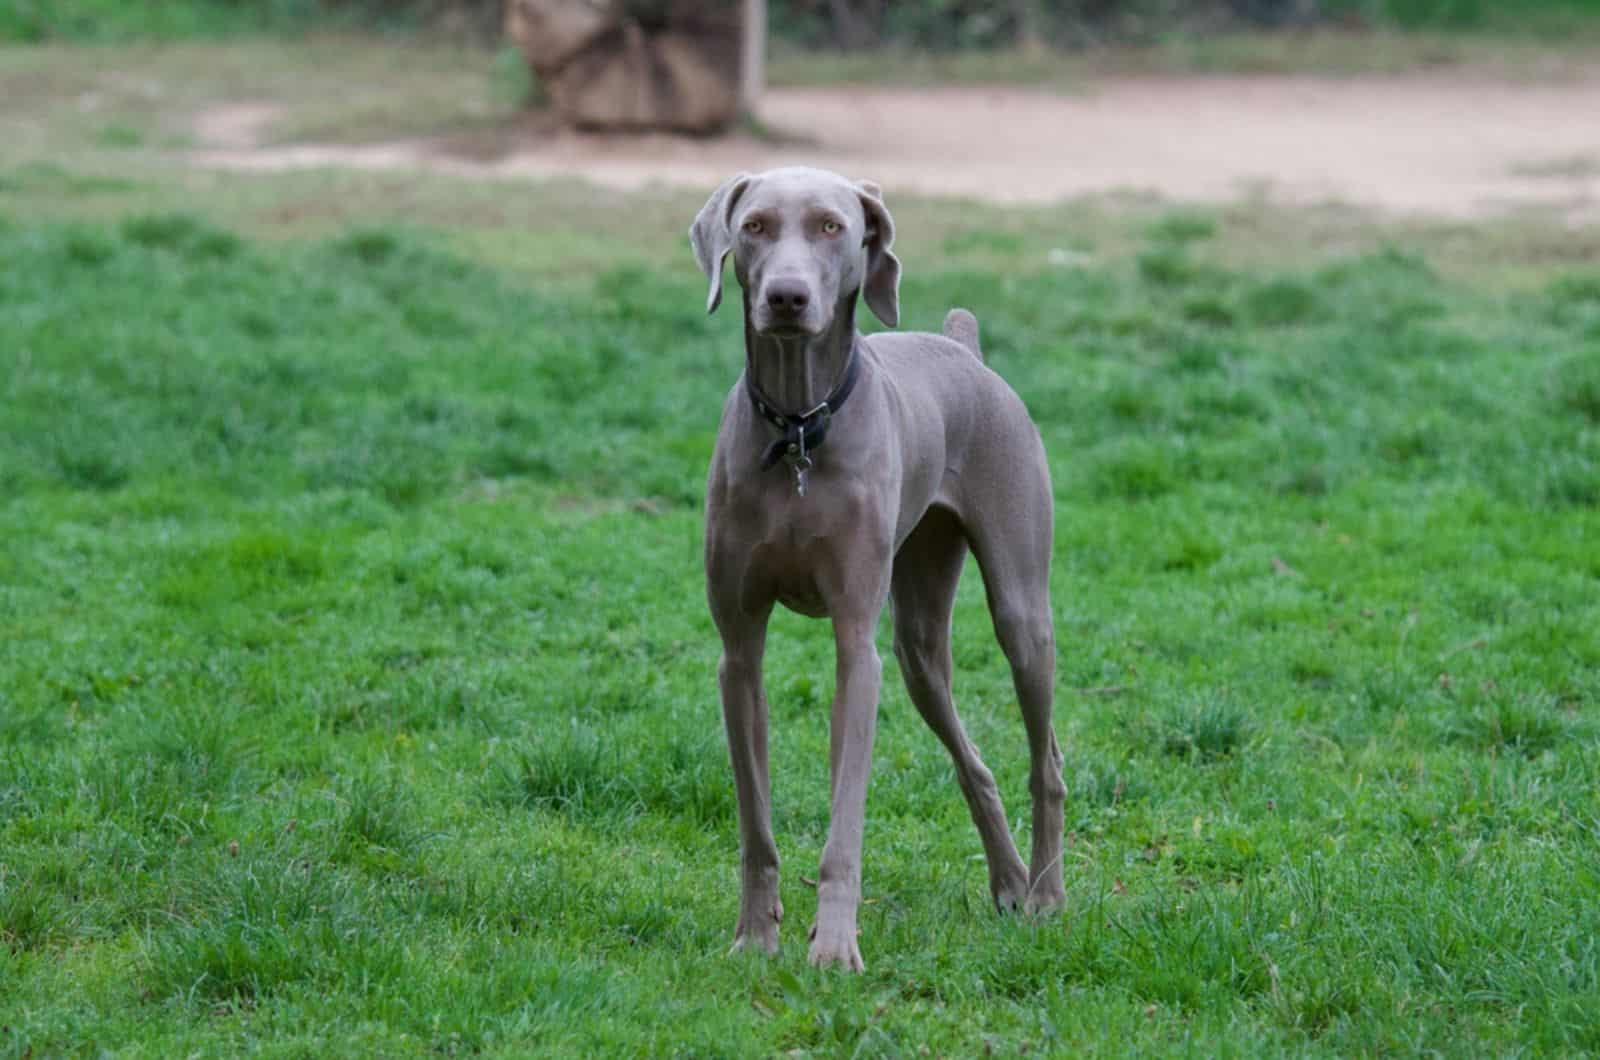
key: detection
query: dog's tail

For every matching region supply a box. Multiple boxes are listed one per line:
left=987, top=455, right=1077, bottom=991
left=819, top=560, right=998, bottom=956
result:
left=942, top=308, right=982, bottom=361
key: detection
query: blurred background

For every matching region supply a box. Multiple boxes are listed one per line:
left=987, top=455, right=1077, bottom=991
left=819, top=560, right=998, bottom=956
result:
left=5, top=0, right=1599, bottom=224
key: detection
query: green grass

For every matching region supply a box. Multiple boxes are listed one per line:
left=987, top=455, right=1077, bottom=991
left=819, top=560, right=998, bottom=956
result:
left=0, top=0, right=416, bottom=43
left=768, top=27, right=1600, bottom=87
left=2, top=170, right=1600, bottom=1053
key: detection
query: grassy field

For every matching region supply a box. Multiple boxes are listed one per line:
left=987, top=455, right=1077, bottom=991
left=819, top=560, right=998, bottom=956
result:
left=3, top=183, right=1599, bottom=1056
left=4, top=38, right=1600, bottom=1059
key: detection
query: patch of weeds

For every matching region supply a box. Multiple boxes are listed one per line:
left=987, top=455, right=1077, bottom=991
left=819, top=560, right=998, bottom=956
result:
left=1443, top=698, right=1569, bottom=757
left=1553, top=351, right=1600, bottom=424
left=1182, top=295, right=1236, bottom=328
left=1105, top=380, right=1165, bottom=424
left=96, top=123, right=145, bottom=148
left=1242, top=277, right=1322, bottom=326
left=1146, top=211, right=1218, bottom=246
left=1543, top=456, right=1599, bottom=509
left=471, top=440, right=558, bottom=480
left=1159, top=532, right=1223, bottom=572
left=1354, top=669, right=1414, bottom=714
left=1317, top=246, right=1443, bottom=327
left=1171, top=336, right=1227, bottom=373
left=323, top=227, right=471, bottom=286
left=159, top=529, right=329, bottom=609
left=780, top=673, right=822, bottom=713
left=575, top=658, right=659, bottom=716
left=1180, top=381, right=1268, bottom=432
left=1069, top=760, right=1142, bottom=810
left=329, top=772, right=430, bottom=869
left=120, top=212, right=240, bottom=260
left=1158, top=699, right=1250, bottom=762
left=332, top=226, right=405, bottom=265
left=1089, top=439, right=1180, bottom=500
left=72, top=710, right=254, bottom=837
left=529, top=340, right=603, bottom=406
left=137, top=707, right=259, bottom=805
left=1288, top=653, right=1337, bottom=689
left=400, top=300, right=467, bottom=339
left=301, top=442, right=451, bottom=509
left=82, top=752, right=190, bottom=834
left=1137, top=246, right=1200, bottom=287
left=635, top=734, right=732, bottom=826
left=235, top=307, right=279, bottom=340
left=493, top=725, right=729, bottom=825
left=145, top=919, right=310, bottom=1003
left=1378, top=421, right=1440, bottom=466
left=1546, top=271, right=1600, bottom=313
left=0, top=710, right=60, bottom=752
left=495, top=726, right=619, bottom=817
left=50, top=434, right=131, bottom=491
left=142, top=858, right=396, bottom=1005
left=1276, top=462, right=1331, bottom=497
left=401, top=393, right=465, bottom=427
left=0, top=868, right=67, bottom=952
left=1326, top=245, right=1438, bottom=287
left=225, top=530, right=328, bottom=582
left=1263, top=976, right=1363, bottom=1038
left=61, top=228, right=118, bottom=267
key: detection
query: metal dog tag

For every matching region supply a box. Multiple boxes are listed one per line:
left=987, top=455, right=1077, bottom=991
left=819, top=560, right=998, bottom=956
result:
left=786, top=427, right=812, bottom=497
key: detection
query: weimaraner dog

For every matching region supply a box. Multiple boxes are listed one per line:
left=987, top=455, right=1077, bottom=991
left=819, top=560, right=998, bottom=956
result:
left=691, top=166, right=1066, bottom=971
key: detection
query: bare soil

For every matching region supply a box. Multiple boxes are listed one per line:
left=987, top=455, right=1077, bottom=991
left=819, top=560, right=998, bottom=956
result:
left=191, top=74, right=1600, bottom=219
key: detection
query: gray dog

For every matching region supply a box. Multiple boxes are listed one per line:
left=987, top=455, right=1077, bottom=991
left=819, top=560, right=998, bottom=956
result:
left=691, top=166, right=1066, bottom=971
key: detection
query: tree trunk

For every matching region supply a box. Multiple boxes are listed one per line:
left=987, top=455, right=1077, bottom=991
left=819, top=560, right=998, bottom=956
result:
left=505, top=0, right=746, bottom=134
left=741, top=0, right=765, bottom=112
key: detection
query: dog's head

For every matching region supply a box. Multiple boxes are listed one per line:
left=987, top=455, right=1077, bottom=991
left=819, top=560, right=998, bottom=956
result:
left=689, top=166, right=901, bottom=335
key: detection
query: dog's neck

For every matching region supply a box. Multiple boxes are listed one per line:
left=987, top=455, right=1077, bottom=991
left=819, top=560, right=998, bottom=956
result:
left=742, top=293, right=859, bottom=413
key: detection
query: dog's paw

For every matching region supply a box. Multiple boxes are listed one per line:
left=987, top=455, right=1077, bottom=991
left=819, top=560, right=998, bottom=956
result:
left=1024, top=861, right=1066, bottom=916
left=730, top=898, right=783, bottom=956
left=729, top=928, right=780, bottom=957
left=990, top=870, right=1031, bottom=914
left=1024, top=888, right=1066, bottom=917
left=806, top=920, right=864, bottom=972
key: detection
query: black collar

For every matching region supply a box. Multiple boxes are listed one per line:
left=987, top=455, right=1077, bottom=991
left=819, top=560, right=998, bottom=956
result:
left=744, top=339, right=862, bottom=471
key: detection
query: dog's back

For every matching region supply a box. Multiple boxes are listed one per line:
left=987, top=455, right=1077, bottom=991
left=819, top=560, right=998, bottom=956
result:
left=864, top=311, right=1046, bottom=527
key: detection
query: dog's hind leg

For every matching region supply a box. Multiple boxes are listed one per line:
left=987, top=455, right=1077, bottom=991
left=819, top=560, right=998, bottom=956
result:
left=891, top=506, right=1031, bottom=911
left=967, top=466, right=1067, bottom=915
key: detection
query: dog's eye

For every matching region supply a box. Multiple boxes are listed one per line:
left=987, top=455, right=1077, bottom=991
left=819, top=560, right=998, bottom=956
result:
left=742, top=219, right=764, bottom=235
left=821, top=219, right=841, bottom=235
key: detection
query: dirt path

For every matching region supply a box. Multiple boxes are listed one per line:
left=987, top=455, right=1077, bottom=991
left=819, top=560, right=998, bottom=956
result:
left=192, top=74, right=1600, bottom=219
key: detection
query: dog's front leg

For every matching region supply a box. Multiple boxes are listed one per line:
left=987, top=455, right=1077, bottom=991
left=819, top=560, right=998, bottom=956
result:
left=809, top=606, right=885, bottom=972
left=716, top=605, right=783, bottom=956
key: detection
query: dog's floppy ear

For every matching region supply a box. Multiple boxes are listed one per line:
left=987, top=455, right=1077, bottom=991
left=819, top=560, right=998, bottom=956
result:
left=855, top=179, right=901, bottom=328
left=689, top=172, right=753, bottom=315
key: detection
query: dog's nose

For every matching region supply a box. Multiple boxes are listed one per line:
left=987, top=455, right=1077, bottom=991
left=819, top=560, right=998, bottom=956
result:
left=765, top=282, right=810, bottom=316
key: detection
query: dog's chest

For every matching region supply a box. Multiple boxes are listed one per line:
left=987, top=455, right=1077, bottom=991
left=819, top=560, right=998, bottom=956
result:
left=726, top=483, right=839, bottom=617
left=774, top=583, right=828, bottom=618
left=749, top=530, right=830, bottom=618
left=715, top=436, right=891, bottom=619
